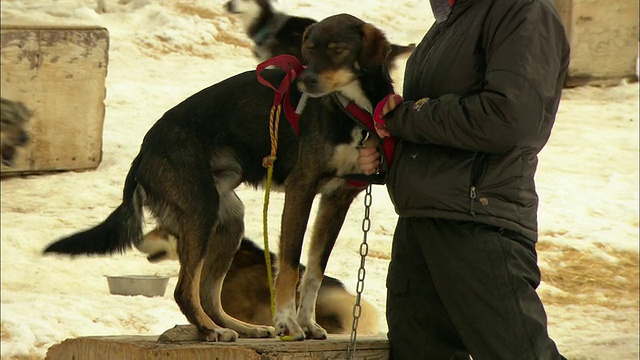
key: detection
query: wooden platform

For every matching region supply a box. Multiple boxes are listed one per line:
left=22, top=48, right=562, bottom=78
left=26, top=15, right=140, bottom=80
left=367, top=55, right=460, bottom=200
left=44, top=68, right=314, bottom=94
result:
left=45, top=334, right=389, bottom=360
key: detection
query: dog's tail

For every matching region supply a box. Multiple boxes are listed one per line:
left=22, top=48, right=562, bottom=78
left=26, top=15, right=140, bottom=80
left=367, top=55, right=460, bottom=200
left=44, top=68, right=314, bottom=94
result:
left=43, top=155, right=144, bottom=256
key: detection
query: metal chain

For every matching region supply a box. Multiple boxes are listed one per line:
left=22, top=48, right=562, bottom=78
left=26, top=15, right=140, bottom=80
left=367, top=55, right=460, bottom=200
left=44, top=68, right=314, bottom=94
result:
left=347, top=184, right=372, bottom=360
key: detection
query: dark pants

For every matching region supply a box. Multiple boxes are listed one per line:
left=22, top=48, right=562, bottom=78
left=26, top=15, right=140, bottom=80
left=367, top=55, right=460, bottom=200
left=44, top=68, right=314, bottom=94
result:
left=386, top=217, right=563, bottom=360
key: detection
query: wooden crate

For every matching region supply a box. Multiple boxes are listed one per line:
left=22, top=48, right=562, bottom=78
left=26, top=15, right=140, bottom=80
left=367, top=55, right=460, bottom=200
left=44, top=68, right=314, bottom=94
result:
left=0, top=24, right=108, bottom=175
left=45, top=335, right=390, bottom=360
left=553, top=0, right=639, bottom=86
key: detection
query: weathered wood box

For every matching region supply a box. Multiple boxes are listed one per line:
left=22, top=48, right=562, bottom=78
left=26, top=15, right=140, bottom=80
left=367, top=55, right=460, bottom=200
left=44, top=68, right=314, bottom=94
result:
left=1, top=24, right=109, bottom=175
left=553, top=0, right=639, bottom=86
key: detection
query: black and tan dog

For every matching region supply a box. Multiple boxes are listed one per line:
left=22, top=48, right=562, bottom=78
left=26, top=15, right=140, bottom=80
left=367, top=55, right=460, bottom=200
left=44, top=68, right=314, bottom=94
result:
left=1, top=97, right=31, bottom=167
left=140, top=230, right=380, bottom=335
left=44, top=13, right=394, bottom=342
left=225, top=0, right=414, bottom=68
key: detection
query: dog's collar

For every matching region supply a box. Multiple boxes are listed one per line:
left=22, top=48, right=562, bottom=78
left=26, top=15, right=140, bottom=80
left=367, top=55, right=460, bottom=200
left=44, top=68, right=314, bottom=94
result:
left=331, top=93, right=375, bottom=134
left=252, top=15, right=285, bottom=45
left=253, top=25, right=272, bottom=44
left=295, top=93, right=376, bottom=136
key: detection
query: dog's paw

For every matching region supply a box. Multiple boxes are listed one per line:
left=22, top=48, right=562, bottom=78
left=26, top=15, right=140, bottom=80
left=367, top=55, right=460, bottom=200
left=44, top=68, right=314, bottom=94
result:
left=274, top=316, right=305, bottom=341
left=299, top=320, right=328, bottom=340
left=200, top=327, right=238, bottom=342
left=243, top=325, right=276, bottom=338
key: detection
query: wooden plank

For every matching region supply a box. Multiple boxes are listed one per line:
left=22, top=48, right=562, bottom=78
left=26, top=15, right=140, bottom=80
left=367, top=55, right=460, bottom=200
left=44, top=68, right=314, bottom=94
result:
left=1, top=24, right=108, bottom=175
left=45, top=334, right=390, bottom=360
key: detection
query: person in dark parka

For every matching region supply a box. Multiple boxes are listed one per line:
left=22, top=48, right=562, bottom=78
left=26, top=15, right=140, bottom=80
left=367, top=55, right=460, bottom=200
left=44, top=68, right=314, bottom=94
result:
left=359, top=0, right=571, bottom=358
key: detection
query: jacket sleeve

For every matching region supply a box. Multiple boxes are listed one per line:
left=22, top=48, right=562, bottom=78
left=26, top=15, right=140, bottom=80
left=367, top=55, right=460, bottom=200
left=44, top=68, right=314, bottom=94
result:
left=385, top=1, right=568, bottom=153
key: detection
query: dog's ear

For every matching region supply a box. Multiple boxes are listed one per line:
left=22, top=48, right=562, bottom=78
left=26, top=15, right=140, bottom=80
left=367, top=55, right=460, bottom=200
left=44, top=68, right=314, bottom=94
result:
left=359, top=23, right=391, bottom=68
left=301, top=23, right=316, bottom=63
left=301, top=23, right=316, bottom=47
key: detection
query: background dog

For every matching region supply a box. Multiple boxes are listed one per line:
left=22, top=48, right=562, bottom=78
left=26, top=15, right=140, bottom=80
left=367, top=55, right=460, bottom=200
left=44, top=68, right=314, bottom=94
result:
left=225, top=0, right=415, bottom=69
left=1, top=97, right=31, bottom=167
left=140, top=229, right=380, bottom=335
left=44, top=13, right=394, bottom=342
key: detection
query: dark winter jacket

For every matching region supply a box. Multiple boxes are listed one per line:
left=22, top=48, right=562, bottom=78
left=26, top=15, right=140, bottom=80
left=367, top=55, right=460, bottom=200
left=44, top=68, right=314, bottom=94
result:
left=385, top=0, right=570, bottom=241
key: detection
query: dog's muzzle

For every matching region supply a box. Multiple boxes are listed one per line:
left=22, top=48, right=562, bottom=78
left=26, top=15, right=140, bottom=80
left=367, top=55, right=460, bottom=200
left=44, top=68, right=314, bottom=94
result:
left=298, top=72, right=325, bottom=97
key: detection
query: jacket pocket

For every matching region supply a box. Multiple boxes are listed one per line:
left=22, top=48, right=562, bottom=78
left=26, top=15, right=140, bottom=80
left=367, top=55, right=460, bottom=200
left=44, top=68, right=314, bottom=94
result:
left=388, top=142, right=478, bottom=214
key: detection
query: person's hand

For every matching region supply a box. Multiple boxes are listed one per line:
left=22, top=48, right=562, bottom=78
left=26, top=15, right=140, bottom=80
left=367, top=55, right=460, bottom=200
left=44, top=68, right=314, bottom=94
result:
left=374, top=94, right=403, bottom=138
left=358, top=147, right=380, bottom=175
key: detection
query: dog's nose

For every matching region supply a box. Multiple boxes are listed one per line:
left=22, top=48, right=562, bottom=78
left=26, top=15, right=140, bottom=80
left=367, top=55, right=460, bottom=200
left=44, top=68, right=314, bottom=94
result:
left=224, top=1, right=233, bottom=12
left=300, top=72, right=319, bottom=90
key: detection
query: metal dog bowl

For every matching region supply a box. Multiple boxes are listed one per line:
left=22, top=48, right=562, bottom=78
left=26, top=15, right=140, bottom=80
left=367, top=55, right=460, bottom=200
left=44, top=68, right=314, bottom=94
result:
left=105, top=275, right=170, bottom=297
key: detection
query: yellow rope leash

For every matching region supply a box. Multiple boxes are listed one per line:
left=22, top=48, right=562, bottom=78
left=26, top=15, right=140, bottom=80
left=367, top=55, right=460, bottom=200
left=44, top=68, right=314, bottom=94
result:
left=254, top=55, right=304, bottom=341
left=262, top=103, right=282, bottom=320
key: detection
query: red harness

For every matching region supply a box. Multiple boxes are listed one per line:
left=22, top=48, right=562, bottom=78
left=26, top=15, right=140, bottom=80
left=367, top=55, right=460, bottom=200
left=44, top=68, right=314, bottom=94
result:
left=256, top=55, right=395, bottom=186
left=256, top=55, right=304, bottom=136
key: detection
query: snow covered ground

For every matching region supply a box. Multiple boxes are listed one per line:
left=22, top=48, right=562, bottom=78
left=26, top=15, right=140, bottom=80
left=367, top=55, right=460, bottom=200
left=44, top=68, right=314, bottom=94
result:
left=1, top=0, right=638, bottom=359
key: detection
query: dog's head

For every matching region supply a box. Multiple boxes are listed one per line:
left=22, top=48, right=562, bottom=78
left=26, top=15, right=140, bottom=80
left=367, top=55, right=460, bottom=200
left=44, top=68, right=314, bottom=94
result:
left=298, top=13, right=391, bottom=99
left=225, top=0, right=269, bottom=25
left=137, top=227, right=179, bottom=263
left=1, top=98, right=31, bottom=167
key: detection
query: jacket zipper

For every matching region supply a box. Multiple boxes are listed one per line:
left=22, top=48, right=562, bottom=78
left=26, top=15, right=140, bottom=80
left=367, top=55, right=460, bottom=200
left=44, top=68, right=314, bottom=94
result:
left=469, top=186, right=477, bottom=217
left=469, top=152, right=488, bottom=217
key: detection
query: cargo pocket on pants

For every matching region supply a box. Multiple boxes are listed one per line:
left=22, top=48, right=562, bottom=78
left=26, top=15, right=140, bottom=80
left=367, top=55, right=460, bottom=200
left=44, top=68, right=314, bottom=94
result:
left=385, top=265, right=411, bottom=339
left=385, top=263, right=438, bottom=359
left=386, top=264, right=410, bottom=296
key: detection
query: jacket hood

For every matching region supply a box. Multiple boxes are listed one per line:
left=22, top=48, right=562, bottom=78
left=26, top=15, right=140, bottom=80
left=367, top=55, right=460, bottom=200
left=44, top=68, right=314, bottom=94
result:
left=430, top=0, right=453, bottom=22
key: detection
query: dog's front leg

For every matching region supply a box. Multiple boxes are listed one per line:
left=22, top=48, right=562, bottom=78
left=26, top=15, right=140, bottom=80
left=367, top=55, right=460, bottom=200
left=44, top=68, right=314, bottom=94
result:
left=274, top=182, right=317, bottom=341
left=297, top=184, right=363, bottom=339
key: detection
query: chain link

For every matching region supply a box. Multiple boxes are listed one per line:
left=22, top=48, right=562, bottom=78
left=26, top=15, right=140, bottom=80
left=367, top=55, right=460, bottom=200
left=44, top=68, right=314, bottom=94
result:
left=347, top=184, right=373, bottom=360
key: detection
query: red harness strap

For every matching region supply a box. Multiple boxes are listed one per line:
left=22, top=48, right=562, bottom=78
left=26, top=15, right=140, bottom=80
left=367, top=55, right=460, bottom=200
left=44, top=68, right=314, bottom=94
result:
left=256, top=55, right=304, bottom=136
left=344, top=101, right=396, bottom=170
left=332, top=94, right=396, bottom=187
left=334, top=94, right=396, bottom=169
